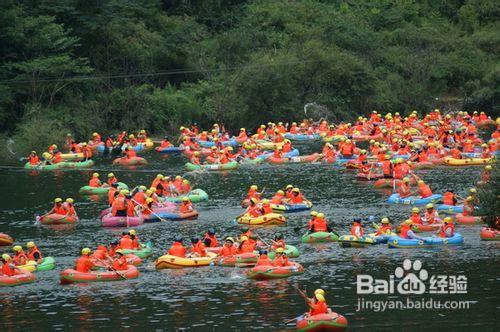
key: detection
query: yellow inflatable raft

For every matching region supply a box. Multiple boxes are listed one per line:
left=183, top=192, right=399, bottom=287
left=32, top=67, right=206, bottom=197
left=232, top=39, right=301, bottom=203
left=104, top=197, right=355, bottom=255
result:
left=155, top=252, right=216, bottom=269
left=236, top=213, right=286, bottom=226
left=443, top=157, right=492, bottom=166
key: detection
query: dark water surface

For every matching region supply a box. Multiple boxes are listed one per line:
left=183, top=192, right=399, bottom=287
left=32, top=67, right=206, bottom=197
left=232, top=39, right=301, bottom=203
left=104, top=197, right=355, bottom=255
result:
left=0, top=143, right=498, bottom=331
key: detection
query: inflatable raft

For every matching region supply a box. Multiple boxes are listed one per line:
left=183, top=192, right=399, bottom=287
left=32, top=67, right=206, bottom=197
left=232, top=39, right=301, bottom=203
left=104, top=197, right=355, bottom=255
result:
left=296, top=312, right=348, bottom=331
left=437, top=204, right=463, bottom=214
left=24, top=160, right=94, bottom=170
left=283, top=133, right=320, bottom=141
left=257, top=148, right=299, bottom=160
left=480, top=227, right=500, bottom=241
left=387, top=233, right=464, bottom=248
left=455, top=213, right=483, bottom=225
left=271, top=200, right=313, bottom=213
left=0, top=233, right=14, bottom=246
left=268, top=245, right=300, bottom=259
left=197, top=138, right=238, bottom=148
left=37, top=257, right=56, bottom=271
left=163, top=189, right=209, bottom=203
left=246, top=262, right=304, bottom=280
left=60, top=265, right=139, bottom=284
left=301, top=232, right=339, bottom=243
left=185, top=161, right=239, bottom=171
left=144, top=210, right=198, bottom=222
left=121, top=242, right=153, bottom=258
left=112, top=156, right=147, bottom=166
left=79, top=182, right=128, bottom=195
left=40, top=213, right=77, bottom=225
left=217, top=252, right=258, bottom=267
left=155, top=252, right=217, bottom=269
left=267, top=153, right=321, bottom=164
left=236, top=213, right=286, bottom=226
left=443, top=156, right=492, bottom=166
left=60, top=153, right=84, bottom=161
left=411, top=223, right=441, bottom=232
left=338, top=235, right=375, bottom=248
left=155, top=146, right=184, bottom=153
left=387, top=193, right=442, bottom=205
left=101, top=214, right=142, bottom=227
left=0, top=270, right=36, bottom=287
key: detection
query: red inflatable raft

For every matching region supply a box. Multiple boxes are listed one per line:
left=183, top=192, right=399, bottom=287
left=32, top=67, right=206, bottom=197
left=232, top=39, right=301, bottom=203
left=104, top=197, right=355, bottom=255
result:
left=60, top=265, right=139, bottom=284
left=40, top=214, right=77, bottom=225
left=0, top=270, right=36, bottom=287
left=267, top=154, right=321, bottom=164
left=217, top=252, right=258, bottom=267
left=112, top=157, right=147, bottom=166
left=356, top=173, right=383, bottom=181
left=480, top=227, right=500, bottom=241
left=246, top=262, right=304, bottom=280
left=0, top=233, right=14, bottom=246
left=456, top=213, right=483, bottom=225
left=296, top=312, right=348, bottom=331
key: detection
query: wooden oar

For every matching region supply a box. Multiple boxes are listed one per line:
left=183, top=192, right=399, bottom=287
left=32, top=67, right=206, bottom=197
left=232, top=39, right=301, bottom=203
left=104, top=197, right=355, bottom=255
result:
left=94, top=258, right=127, bottom=280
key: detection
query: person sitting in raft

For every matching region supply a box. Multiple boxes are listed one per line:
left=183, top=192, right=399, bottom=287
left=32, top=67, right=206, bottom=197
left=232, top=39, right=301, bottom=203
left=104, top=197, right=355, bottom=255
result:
left=160, top=135, right=172, bottom=148
left=272, top=233, right=286, bottom=250
left=119, top=231, right=134, bottom=250
left=0, top=254, right=16, bottom=276
left=12, top=246, right=28, bottom=266
left=399, top=219, right=422, bottom=240
left=246, top=185, right=261, bottom=202
left=289, top=188, right=305, bottom=204
left=190, top=151, right=201, bottom=165
left=26, top=241, right=43, bottom=263
left=239, top=235, right=257, bottom=254
left=375, top=217, right=392, bottom=236
left=272, top=248, right=290, bottom=267
left=284, top=185, right=295, bottom=199
left=189, top=237, right=207, bottom=257
left=203, top=228, right=218, bottom=247
left=246, top=198, right=261, bottom=217
left=301, top=290, right=330, bottom=318
left=350, top=218, right=364, bottom=238
left=437, top=217, right=455, bottom=238
left=51, top=149, right=63, bottom=163
left=111, top=190, right=128, bottom=217
left=137, top=129, right=148, bottom=143
left=180, top=179, right=191, bottom=194
left=27, top=151, right=41, bottom=166
left=307, top=211, right=319, bottom=231
left=63, top=198, right=77, bottom=217
left=108, top=183, right=120, bottom=206
left=256, top=250, right=273, bottom=266
left=240, top=227, right=252, bottom=239
left=129, top=229, right=140, bottom=249
left=179, top=197, right=194, bottom=213
left=480, top=165, right=492, bottom=184
left=273, top=147, right=283, bottom=159
left=260, top=199, right=273, bottom=214
left=124, top=146, right=137, bottom=159
left=270, top=190, right=285, bottom=204
left=480, top=143, right=491, bottom=158
left=89, top=172, right=102, bottom=188
left=423, top=203, right=440, bottom=224
left=81, top=142, right=93, bottom=161
left=168, top=236, right=187, bottom=258
left=462, top=196, right=475, bottom=216
left=309, top=213, right=331, bottom=233
left=75, top=248, right=95, bottom=273
left=468, top=188, right=479, bottom=205
left=219, top=237, right=238, bottom=257
left=409, top=207, right=423, bottom=225
left=106, top=173, right=118, bottom=187
left=442, top=189, right=458, bottom=206
left=397, top=177, right=412, bottom=198
left=47, top=197, right=68, bottom=215
left=410, top=179, right=433, bottom=199
left=111, top=249, right=128, bottom=271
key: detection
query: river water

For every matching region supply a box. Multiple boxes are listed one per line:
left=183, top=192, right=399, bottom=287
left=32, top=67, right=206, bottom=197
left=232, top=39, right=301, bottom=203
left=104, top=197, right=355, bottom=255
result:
left=0, top=142, right=498, bottom=331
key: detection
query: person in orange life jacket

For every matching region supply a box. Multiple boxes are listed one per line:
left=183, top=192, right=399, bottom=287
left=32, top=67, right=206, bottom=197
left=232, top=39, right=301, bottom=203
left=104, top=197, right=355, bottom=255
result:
left=111, top=190, right=129, bottom=217
left=340, top=139, right=355, bottom=158
left=273, top=147, right=283, bottom=159
left=246, top=197, right=261, bottom=217
left=128, top=134, right=138, bottom=146
left=415, top=180, right=433, bottom=198
left=125, top=146, right=137, bottom=159
left=129, top=229, right=140, bottom=249
left=0, top=254, right=16, bottom=277
left=117, top=131, right=127, bottom=143
left=480, top=143, right=491, bottom=158
left=180, top=179, right=191, bottom=194
left=70, top=141, right=82, bottom=153
left=240, top=227, right=252, bottom=239
left=47, top=197, right=68, bottom=215
left=261, top=199, right=273, bottom=214
left=303, top=291, right=330, bottom=317
left=423, top=203, right=440, bottom=224
left=397, top=177, right=412, bottom=198
left=104, top=135, right=115, bottom=148
left=107, top=241, right=119, bottom=257
left=219, top=237, right=238, bottom=257
left=89, top=172, right=102, bottom=188
left=480, top=165, right=492, bottom=183
left=118, top=231, right=134, bottom=250
left=76, top=248, right=95, bottom=273
left=160, top=136, right=172, bottom=148
left=284, top=185, right=294, bottom=199
left=271, top=190, right=285, bottom=204
left=203, top=228, right=218, bottom=247
left=289, top=188, right=305, bottom=204
left=246, top=184, right=261, bottom=201
left=140, top=197, right=155, bottom=219
left=173, top=176, right=183, bottom=192
left=375, top=217, right=392, bottom=236
left=51, top=149, right=62, bottom=163
left=106, top=173, right=118, bottom=187
left=272, top=233, right=286, bottom=250
left=442, top=190, right=458, bottom=206
left=381, top=155, right=393, bottom=178
left=310, top=213, right=331, bottom=233
left=307, top=211, right=319, bottom=232
left=189, top=237, right=207, bottom=257
left=179, top=197, right=194, bottom=213
left=132, top=186, right=147, bottom=206
left=27, top=151, right=40, bottom=165
left=409, top=207, right=423, bottom=225
left=167, top=236, right=187, bottom=257
left=272, top=247, right=290, bottom=267
left=137, top=129, right=148, bottom=142
left=467, top=188, right=480, bottom=205
left=91, top=132, right=102, bottom=143
left=256, top=249, right=273, bottom=266
left=63, top=198, right=77, bottom=217
left=437, top=217, right=455, bottom=238
left=399, top=219, right=422, bottom=240
left=26, top=241, right=43, bottom=263
left=81, top=142, right=93, bottom=160
left=282, top=140, right=292, bottom=153
left=12, top=245, right=28, bottom=266
left=462, top=196, right=475, bottom=216
left=47, top=144, right=57, bottom=154
left=111, top=249, right=128, bottom=271
left=239, top=235, right=257, bottom=253
left=108, top=182, right=120, bottom=206
left=191, top=151, right=201, bottom=165
left=359, top=160, right=372, bottom=175
left=350, top=218, right=364, bottom=238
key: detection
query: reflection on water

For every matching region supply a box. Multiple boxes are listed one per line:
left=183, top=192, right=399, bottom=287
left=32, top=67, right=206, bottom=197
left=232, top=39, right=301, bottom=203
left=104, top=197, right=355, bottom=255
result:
left=0, top=142, right=498, bottom=330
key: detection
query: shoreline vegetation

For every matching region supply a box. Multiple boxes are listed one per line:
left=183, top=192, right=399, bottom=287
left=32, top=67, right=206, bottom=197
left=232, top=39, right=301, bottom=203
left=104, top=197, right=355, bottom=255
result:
left=0, top=0, right=499, bottom=157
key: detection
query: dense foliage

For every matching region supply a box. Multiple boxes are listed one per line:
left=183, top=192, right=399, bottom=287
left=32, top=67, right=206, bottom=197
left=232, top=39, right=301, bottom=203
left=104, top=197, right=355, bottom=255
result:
left=0, top=0, right=499, bottom=154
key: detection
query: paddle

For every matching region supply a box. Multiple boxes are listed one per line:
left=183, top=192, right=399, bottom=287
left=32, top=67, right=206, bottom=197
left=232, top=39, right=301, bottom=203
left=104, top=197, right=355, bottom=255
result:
left=130, top=198, right=168, bottom=222
left=252, top=230, right=271, bottom=247
left=284, top=315, right=303, bottom=324
left=94, top=257, right=127, bottom=280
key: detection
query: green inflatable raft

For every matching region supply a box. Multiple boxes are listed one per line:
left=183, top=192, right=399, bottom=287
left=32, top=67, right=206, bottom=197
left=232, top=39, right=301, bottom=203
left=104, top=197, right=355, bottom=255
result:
left=163, top=189, right=209, bottom=203
left=79, top=182, right=129, bottom=195
left=24, top=160, right=94, bottom=170
left=301, top=231, right=339, bottom=243
left=37, top=257, right=56, bottom=271
left=185, top=161, right=239, bottom=171
left=268, top=245, right=300, bottom=259
left=121, top=242, right=153, bottom=258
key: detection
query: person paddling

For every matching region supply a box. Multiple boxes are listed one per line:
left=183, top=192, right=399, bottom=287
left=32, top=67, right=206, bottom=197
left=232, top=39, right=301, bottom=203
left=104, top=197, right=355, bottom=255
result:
left=75, top=248, right=95, bottom=273
left=0, top=254, right=16, bottom=276
left=26, top=242, right=43, bottom=263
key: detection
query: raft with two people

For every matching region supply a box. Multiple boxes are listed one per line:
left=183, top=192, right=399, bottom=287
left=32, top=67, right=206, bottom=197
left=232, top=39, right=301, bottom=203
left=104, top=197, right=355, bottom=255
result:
left=387, top=233, right=464, bottom=248
left=24, top=159, right=94, bottom=170
left=185, top=161, right=239, bottom=171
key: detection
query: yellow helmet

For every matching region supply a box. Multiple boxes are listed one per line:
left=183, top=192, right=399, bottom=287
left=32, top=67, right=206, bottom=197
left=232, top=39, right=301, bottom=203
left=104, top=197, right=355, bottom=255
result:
left=92, top=172, right=99, bottom=178
left=140, top=129, right=146, bottom=134
left=412, top=207, right=420, bottom=213
left=54, top=198, right=63, bottom=203
left=51, top=144, right=58, bottom=149
left=466, top=196, right=474, bottom=201
left=182, top=197, right=190, bottom=202
left=129, top=134, right=135, bottom=138
left=145, top=198, right=154, bottom=204
left=108, top=173, right=114, bottom=178
left=92, top=132, right=98, bottom=136
left=13, top=245, right=22, bottom=252
left=275, top=247, right=285, bottom=254
left=182, top=179, right=190, bottom=184
left=404, top=219, right=413, bottom=225
left=66, top=198, right=74, bottom=204
left=315, top=294, right=325, bottom=302
left=240, top=236, right=248, bottom=242
left=426, top=203, right=433, bottom=209
left=317, top=213, right=325, bottom=219
left=129, top=229, right=136, bottom=235
left=115, top=249, right=124, bottom=255
left=485, top=165, right=492, bottom=170
left=314, top=289, right=325, bottom=296
left=2, top=254, right=11, bottom=260
left=139, top=185, right=147, bottom=191
left=156, top=174, right=163, bottom=179
left=403, top=177, right=410, bottom=183
left=292, top=188, right=300, bottom=193
left=250, top=185, right=258, bottom=190
left=81, top=248, right=92, bottom=255
left=120, top=189, right=129, bottom=195
left=262, top=199, right=270, bottom=204
left=443, top=217, right=453, bottom=223
left=27, top=241, right=35, bottom=248
left=381, top=217, right=389, bottom=224
left=145, top=190, right=153, bottom=196
left=310, top=211, right=318, bottom=217
left=469, top=188, right=477, bottom=193
left=277, top=190, right=284, bottom=195
left=286, top=185, right=294, bottom=189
